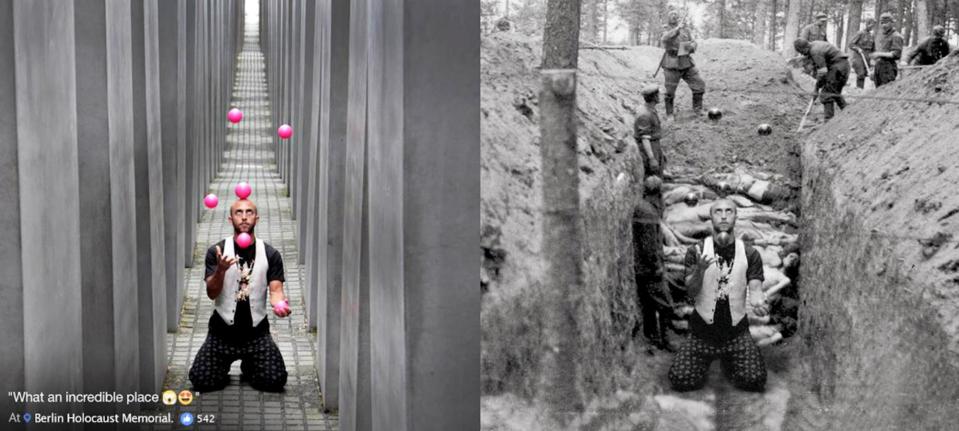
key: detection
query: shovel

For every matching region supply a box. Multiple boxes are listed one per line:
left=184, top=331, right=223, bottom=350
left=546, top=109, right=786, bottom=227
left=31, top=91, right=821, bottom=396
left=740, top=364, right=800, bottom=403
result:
left=797, top=88, right=822, bottom=132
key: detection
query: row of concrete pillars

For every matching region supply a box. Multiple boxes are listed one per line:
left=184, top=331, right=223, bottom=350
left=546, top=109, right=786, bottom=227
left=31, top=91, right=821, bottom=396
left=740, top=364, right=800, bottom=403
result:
left=1, top=0, right=241, bottom=417
left=258, top=0, right=478, bottom=429
left=2, top=0, right=478, bottom=429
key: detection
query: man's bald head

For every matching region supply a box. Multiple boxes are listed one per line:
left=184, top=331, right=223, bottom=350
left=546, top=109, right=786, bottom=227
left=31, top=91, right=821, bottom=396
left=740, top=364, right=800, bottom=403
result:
left=709, top=198, right=738, bottom=234
left=230, top=199, right=258, bottom=214
left=710, top=198, right=737, bottom=213
left=229, top=199, right=259, bottom=235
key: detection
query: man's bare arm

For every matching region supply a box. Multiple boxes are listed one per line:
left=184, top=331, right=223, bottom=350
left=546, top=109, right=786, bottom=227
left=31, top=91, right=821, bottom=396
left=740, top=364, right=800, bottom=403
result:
left=206, top=271, right=226, bottom=300
left=269, top=280, right=291, bottom=317
left=206, top=245, right=235, bottom=300
left=269, top=280, right=286, bottom=305
left=685, top=245, right=713, bottom=298
left=749, top=279, right=768, bottom=316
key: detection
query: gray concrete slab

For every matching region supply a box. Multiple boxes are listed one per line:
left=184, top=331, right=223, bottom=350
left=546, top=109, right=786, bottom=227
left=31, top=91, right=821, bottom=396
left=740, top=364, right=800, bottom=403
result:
left=289, top=0, right=301, bottom=218
left=365, top=0, right=481, bottom=429
left=13, top=0, right=85, bottom=412
left=0, top=0, right=25, bottom=418
left=296, top=0, right=316, bottom=315
left=73, top=0, right=141, bottom=399
left=135, top=0, right=169, bottom=394
left=311, top=0, right=351, bottom=411
left=161, top=0, right=187, bottom=332
left=183, top=0, right=198, bottom=269
left=339, top=0, right=372, bottom=428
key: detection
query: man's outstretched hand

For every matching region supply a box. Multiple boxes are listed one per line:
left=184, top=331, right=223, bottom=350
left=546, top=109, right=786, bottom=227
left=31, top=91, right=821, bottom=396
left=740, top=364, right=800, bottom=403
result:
left=214, top=245, right=237, bottom=273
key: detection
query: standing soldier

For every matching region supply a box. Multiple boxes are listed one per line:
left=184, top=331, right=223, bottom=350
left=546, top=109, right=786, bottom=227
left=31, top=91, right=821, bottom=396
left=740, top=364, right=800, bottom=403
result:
left=632, top=85, right=676, bottom=352
left=848, top=18, right=876, bottom=89
left=800, top=13, right=829, bottom=42
left=905, top=25, right=951, bottom=66
left=660, top=11, right=706, bottom=121
left=870, top=13, right=904, bottom=87
left=794, top=39, right=849, bottom=121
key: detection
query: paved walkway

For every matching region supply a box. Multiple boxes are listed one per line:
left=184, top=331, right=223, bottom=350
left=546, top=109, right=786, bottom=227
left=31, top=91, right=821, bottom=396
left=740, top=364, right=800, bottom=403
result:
left=150, top=18, right=337, bottom=431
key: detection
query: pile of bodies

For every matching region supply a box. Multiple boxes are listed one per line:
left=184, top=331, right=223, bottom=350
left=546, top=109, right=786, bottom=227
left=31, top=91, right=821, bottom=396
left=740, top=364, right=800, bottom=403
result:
left=659, top=169, right=801, bottom=346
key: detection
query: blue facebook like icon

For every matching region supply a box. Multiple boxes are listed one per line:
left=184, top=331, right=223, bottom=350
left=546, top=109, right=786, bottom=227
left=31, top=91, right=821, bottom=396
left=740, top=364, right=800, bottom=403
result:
left=179, top=412, right=194, bottom=426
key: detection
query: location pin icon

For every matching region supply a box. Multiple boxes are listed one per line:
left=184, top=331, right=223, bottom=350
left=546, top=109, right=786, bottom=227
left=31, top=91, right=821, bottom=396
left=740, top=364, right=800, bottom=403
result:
left=23, top=413, right=32, bottom=423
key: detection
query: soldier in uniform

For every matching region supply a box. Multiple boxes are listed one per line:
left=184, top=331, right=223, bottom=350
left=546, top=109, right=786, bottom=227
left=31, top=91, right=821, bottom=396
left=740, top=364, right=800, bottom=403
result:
left=632, top=85, right=676, bottom=352
left=799, top=13, right=829, bottom=42
left=870, top=13, right=904, bottom=87
left=905, top=25, right=951, bottom=66
left=660, top=11, right=706, bottom=121
left=847, top=18, right=876, bottom=89
left=794, top=39, right=849, bottom=120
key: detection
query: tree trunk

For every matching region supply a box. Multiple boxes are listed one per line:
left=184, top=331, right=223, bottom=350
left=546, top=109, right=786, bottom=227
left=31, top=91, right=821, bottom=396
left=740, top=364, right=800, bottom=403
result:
left=874, top=0, right=886, bottom=48
left=904, top=0, right=914, bottom=44
left=755, top=0, right=769, bottom=46
left=897, top=0, right=906, bottom=32
left=602, top=0, right=608, bottom=43
left=916, top=0, right=929, bottom=39
left=769, top=0, right=779, bottom=50
left=719, top=0, right=727, bottom=38
left=585, top=0, right=599, bottom=42
left=539, top=0, right=583, bottom=425
left=834, top=8, right=845, bottom=47
left=845, top=0, right=863, bottom=52
left=785, top=0, right=803, bottom=55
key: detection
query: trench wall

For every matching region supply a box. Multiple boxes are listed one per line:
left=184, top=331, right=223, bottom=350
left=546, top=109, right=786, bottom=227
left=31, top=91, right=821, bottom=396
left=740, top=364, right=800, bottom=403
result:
left=788, top=55, right=959, bottom=429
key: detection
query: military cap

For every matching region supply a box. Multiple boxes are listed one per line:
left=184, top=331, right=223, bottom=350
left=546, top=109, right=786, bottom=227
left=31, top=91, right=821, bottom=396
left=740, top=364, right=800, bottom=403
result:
left=880, top=12, right=894, bottom=22
left=793, top=38, right=810, bottom=52
left=815, top=12, right=828, bottom=19
left=640, top=85, right=659, bottom=97
left=933, top=25, right=946, bottom=37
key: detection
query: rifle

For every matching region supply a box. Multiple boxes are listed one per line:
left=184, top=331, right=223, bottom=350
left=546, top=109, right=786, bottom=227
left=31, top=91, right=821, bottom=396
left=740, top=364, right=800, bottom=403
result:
left=653, top=10, right=689, bottom=78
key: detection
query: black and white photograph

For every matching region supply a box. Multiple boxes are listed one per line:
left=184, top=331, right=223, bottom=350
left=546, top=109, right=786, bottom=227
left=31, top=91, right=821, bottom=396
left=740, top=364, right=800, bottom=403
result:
left=481, top=0, right=959, bottom=429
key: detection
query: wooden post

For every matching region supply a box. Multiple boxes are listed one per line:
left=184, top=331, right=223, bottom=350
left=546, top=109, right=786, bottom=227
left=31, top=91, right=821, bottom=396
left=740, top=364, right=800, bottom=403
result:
left=539, top=0, right=583, bottom=425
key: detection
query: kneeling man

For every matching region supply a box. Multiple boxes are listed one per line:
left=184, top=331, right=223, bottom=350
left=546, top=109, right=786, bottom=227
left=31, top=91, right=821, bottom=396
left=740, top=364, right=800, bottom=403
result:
left=189, top=199, right=292, bottom=392
left=668, top=199, right=769, bottom=392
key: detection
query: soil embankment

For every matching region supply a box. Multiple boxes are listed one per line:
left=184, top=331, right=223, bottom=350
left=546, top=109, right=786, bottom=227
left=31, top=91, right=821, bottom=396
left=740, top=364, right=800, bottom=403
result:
left=482, top=32, right=808, bottom=428
left=787, top=54, right=959, bottom=430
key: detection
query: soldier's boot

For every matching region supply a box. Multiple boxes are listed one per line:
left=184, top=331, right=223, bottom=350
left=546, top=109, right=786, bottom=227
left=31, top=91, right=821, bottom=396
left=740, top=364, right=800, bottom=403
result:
left=823, top=102, right=835, bottom=121
left=856, top=76, right=866, bottom=89
left=836, top=96, right=847, bottom=110
left=692, top=92, right=705, bottom=116
left=657, top=311, right=678, bottom=352
left=664, top=95, right=675, bottom=122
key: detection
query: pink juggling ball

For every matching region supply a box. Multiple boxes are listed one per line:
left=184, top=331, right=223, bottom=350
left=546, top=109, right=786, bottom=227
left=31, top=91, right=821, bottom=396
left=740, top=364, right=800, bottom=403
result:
left=235, top=182, right=252, bottom=199
left=236, top=232, right=253, bottom=249
left=203, top=194, right=218, bottom=209
left=227, top=108, right=243, bottom=124
left=277, top=124, right=293, bottom=139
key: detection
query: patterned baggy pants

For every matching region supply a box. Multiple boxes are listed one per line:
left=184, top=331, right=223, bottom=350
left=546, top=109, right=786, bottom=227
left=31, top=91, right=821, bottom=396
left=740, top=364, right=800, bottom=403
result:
left=189, top=331, right=288, bottom=392
left=668, top=330, right=767, bottom=392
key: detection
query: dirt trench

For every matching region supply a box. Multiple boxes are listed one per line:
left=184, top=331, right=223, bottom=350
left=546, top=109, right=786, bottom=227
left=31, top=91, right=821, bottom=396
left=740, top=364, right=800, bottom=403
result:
left=785, top=54, right=959, bottom=430
left=481, top=32, right=813, bottom=430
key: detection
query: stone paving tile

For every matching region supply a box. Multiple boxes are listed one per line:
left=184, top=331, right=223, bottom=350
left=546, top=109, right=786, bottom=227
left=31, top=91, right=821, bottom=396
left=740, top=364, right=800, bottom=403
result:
left=145, top=20, right=338, bottom=431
